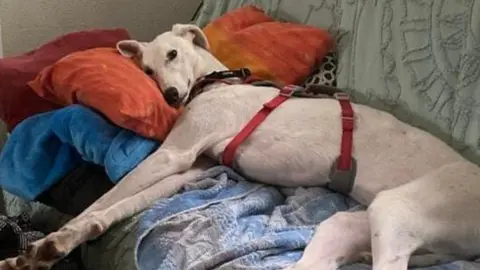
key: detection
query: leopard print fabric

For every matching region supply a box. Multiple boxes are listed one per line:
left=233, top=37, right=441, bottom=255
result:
left=303, top=52, right=338, bottom=87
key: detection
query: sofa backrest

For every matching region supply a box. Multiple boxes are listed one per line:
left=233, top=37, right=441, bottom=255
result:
left=195, top=0, right=480, bottom=164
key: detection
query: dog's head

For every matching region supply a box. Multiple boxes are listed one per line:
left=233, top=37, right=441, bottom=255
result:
left=116, top=24, right=210, bottom=107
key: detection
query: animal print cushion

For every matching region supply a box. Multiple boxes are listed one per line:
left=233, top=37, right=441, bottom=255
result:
left=303, top=52, right=338, bottom=87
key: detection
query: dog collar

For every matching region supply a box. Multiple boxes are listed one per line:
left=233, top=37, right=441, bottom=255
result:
left=202, top=68, right=251, bottom=80
left=187, top=68, right=254, bottom=104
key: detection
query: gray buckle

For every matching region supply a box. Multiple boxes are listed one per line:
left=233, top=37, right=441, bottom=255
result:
left=328, top=157, right=357, bottom=195
left=334, top=92, right=350, bottom=100
left=280, top=85, right=304, bottom=97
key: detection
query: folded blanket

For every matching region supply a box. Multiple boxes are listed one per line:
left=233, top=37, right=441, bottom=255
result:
left=136, top=166, right=480, bottom=270
left=0, top=105, right=159, bottom=200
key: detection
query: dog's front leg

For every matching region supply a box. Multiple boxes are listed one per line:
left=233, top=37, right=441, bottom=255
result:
left=284, top=211, right=371, bottom=270
left=0, top=157, right=213, bottom=270
left=0, top=118, right=224, bottom=269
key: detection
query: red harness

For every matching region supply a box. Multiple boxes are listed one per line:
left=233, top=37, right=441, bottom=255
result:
left=222, top=85, right=300, bottom=166
left=192, top=70, right=357, bottom=194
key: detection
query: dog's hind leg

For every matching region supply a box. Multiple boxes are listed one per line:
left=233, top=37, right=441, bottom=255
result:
left=368, top=162, right=480, bottom=270
left=367, top=190, right=424, bottom=270
left=284, top=211, right=371, bottom=270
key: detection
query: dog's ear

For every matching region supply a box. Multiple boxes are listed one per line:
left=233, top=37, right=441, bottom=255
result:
left=116, top=40, right=145, bottom=58
left=171, top=24, right=210, bottom=51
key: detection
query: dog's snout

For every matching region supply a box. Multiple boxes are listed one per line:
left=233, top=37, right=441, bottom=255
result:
left=164, top=87, right=180, bottom=105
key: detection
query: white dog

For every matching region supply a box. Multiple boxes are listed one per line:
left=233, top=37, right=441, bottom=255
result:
left=1, top=24, right=479, bottom=270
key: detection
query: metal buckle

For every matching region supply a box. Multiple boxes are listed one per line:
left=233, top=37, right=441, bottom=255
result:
left=280, top=88, right=294, bottom=97
left=334, top=92, right=350, bottom=100
left=240, top=68, right=251, bottom=78
left=327, top=157, right=357, bottom=195
left=280, top=85, right=303, bottom=97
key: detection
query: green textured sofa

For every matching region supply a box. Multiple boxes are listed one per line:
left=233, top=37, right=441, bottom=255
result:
left=1, top=0, right=479, bottom=269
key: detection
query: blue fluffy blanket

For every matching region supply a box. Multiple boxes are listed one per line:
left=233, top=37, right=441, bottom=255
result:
left=0, top=105, right=159, bottom=200
left=136, top=166, right=480, bottom=270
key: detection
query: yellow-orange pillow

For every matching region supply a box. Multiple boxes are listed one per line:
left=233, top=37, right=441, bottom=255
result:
left=29, top=48, right=181, bottom=140
left=204, top=5, right=334, bottom=85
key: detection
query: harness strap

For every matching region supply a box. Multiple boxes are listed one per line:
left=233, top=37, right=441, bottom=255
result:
left=335, top=92, right=355, bottom=171
left=195, top=67, right=357, bottom=194
left=222, top=85, right=300, bottom=167
left=327, top=92, right=357, bottom=195
left=221, top=85, right=357, bottom=195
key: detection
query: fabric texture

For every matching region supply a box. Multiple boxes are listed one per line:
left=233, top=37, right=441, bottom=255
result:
left=203, top=5, right=334, bottom=85
left=0, top=104, right=159, bottom=200
left=36, top=163, right=114, bottom=216
left=29, top=48, right=182, bottom=140
left=136, top=166, right=480, bottom=270
left=0, top=28, right=130, bottom=132
left=335, top=0, right=480, bottom=164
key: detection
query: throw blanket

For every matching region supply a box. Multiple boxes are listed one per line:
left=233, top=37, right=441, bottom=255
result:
left=136, top=166, right=361, bottom=269
left=0, top=105, right=159, bottom=200
left=136, top=166, right=480, bottom=270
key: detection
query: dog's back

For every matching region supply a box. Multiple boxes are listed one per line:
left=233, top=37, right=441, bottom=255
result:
left=183, top=83, right=471, bottom=205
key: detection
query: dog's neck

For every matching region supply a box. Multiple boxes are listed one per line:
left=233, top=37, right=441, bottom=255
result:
left=186, top=47, right=245, bottom=104
left=195, top=47, right=228, bottom=77
left=194, top=47, right=243, bottom=91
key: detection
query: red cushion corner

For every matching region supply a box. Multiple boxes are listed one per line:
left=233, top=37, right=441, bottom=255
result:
left=0, top=28, right=131, bottom=131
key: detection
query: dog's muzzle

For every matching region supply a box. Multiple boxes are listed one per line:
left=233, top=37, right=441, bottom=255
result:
left=164, top=87, right=180, bottom=106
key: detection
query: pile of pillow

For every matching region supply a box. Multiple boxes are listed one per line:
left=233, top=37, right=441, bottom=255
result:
left=0, top=5, right=334, bottom=140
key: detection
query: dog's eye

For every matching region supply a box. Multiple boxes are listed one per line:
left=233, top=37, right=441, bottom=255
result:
left=167, top=50, right=177, bottom=61
left=144, top=67, right=154, bottom=76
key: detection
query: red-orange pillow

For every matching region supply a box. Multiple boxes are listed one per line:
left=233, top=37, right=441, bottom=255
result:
left=0, top=28, right=130, bottom=132
left=204, top=5, right=334, bottom=85
left=28, top=48, right=181, bottom=140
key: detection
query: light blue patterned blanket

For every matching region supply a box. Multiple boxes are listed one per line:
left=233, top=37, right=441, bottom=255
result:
left=135, top=166, right=480, bottom=270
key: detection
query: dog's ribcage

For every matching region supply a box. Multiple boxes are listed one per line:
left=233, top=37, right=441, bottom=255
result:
left=163, top=84, right=463, bottom=204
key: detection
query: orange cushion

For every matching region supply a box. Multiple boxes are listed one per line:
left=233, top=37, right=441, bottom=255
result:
left=28, top=48, right=181, bottom=140
left=204, top=5, right=334, bottom=85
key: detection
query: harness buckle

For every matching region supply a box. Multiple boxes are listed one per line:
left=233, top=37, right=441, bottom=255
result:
left=334, top=92, right=350, bottom=100
left=240, top=68, right=252, bottom=78
left=328, top=157, right=357, bottom=195
left=279, top=85, right=303, bottom=97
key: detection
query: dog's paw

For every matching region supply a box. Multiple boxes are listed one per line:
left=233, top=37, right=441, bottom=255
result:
left=25, top=237, right=67, bottom=264
left=0, top=213, right=107, bottom=270
left=0, top=255, right=51, bottom=270
left=0, top=237, right=68, bottom=270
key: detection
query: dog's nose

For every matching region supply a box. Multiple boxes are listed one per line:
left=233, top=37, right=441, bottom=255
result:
left=164, top=87, right=180, bottom=105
